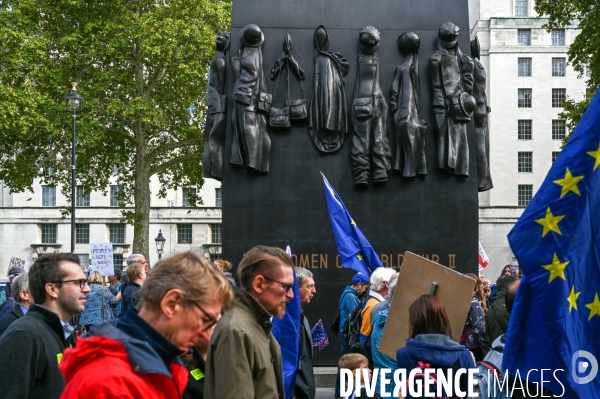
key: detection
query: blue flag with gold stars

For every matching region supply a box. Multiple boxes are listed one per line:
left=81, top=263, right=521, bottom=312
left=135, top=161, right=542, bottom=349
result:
left=504, top=89, right=600, bottom=398
left=322, top=174, right=383, bottom=276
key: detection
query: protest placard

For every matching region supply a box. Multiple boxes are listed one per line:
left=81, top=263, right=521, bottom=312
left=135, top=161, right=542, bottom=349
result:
left=378, top=252, right=475, bottom=359
left=90, top=242, right=114, bottom=276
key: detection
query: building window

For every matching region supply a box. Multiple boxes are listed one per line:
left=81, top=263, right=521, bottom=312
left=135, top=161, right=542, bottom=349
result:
left=77, top=254, right=89, bottom=269
left=518, top=185, right=533, bottom=206
left=515, top=0, right=528, bottom=17
left=518, top=152, right=533, bottom=172
left=76, top=223, right=90, bottom=244
left=551, top=29, right=565, bottom=46
left=518, top=89, right=532, bottom=108
left=210, top=254, right=222, bottom=262
left=518, top=120, right=532, bottom=140
left=215, top=188, right=222, bottom=207
left=182, top=187, right=197, bottom=207
left=109, top=224, right=126, bottom=244
left=518, top=58, right=532, bottom=77
left=41, top=224, right=57, bottom=244
left=518, top=29, right=531, bottom=46
left=178, top=224, right=193, bottom=244
left=552, top=120, right=566, bottom=140
left=552, top=152, right=560, bottom=163
left=552, top=89, right=566, bottom=108
left=587, top=64, right=592, bottom=77
left=211, top=224, right=222, bottom=244
left=42, top=186, right=56, bottom=206
left=110, top=185, right=125, bottom=207
left=113, top=254, right=124, bottom=274
left=76, top=185, right=90, bottom=207
left=552, top=58, right=566, bottom=77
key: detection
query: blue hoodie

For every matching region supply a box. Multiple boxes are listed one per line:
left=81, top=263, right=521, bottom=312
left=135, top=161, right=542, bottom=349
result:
left=396, top=334, right=475, bottom=397
left=338, top=286, right=360, bottom=332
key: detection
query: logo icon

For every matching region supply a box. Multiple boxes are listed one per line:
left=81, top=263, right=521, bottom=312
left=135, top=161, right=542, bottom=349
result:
left=572, top=350, right=598, bottom=384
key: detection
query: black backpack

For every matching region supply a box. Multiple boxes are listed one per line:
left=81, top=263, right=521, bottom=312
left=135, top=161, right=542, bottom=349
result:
left=344, top=299, right=365, bottom=349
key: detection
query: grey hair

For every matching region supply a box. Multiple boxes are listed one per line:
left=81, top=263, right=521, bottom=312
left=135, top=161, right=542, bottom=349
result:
left=127, top=254, right=145, bottom=266
left=11, top=273, right=29, bottom=304
left=388, top=273, right=399, bottom=300
left=294, top=267, right=313, bottom=287
left=370, top=267, right=396, bottom=292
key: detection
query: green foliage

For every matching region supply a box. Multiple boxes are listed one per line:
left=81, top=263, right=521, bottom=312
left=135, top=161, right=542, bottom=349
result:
left=0, top=0, right=232, bottom=253
left=535, top=0, right=599, bottom=143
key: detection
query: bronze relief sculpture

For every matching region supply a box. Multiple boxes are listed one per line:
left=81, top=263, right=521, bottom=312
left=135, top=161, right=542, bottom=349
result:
left=308, top=25, right=350, bottom=153
left=350, top=26, right=391, bottom=186
left=429, top=22, right=475, bottom=177
left=471, top=36, right=493, bottom=192
left=203, top=31, right=230, bottom=181
left=230, top=24, right=271, bottom=173
left=391, top=32, right=428, bottom=177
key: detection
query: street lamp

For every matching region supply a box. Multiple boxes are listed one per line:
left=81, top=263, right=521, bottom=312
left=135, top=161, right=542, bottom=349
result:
left=155, top=230, right=166, bottom=261
left=65, top=82, right=83, bottom=253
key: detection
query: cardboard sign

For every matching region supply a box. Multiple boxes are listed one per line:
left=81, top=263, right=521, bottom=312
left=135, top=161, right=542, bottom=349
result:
left=90, top=242, right=115, bottom=276
left=378, top=252, right=475, bottom=359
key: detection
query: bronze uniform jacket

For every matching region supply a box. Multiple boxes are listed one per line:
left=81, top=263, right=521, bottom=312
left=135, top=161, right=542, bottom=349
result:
left=205, top=288, right=284, bottom=399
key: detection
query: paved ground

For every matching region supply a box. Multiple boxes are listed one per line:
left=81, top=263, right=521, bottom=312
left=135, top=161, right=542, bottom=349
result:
left=315, top=387, right=335, bottom=399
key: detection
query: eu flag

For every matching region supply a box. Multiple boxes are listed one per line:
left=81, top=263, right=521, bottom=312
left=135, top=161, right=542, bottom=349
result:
left=322, top=174, right=383, bottom=276
left=272, top=260, right=301, bottom=399
left=504, top=89, right=600, bottom=398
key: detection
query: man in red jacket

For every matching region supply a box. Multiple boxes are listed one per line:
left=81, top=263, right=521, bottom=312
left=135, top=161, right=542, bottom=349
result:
left=59, top=252, right=234, bottom=399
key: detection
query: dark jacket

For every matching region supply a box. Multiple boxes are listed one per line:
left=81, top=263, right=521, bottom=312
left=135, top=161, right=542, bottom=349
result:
left=485, top=290, right=510, bottom=343
left=396, top=334, right=475, bottom=398
left=183, top=346, right=206, bottom=399
left=60, top=310, right=188, bottom=399
left=295, top=312, right=315, bottom=399
left=460, top=294, right=491, bottom=356
left=0, top=304, right=67, bottom=399
left=0, top=297, right=16, bottom=324
left=0, top=303, right=25, bottom=336
left=205, top=288, right=285, bottom=399
left=120, top=282, right=141, bottom=316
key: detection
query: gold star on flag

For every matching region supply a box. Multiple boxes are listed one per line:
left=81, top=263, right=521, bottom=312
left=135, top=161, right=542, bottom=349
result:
left=585, top=293, right=600, bottom=321
left=535, top=207, right=565, bottom=237
left=553, top=168, right=584, bottom=198
left=567, top=286, right=581, bottom=312
left=351, top=219, right=356, bottom=226
left=588, top=142, right=600, bottom=171
left=542, top=253, right=569, bottom=283
left=356, top=253, right=364, bottom=261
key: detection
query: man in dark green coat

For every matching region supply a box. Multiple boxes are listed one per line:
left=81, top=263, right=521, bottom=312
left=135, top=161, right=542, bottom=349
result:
left=205, top=246, right=294, bottom=399
left=485, top=274, right=517, bottom=343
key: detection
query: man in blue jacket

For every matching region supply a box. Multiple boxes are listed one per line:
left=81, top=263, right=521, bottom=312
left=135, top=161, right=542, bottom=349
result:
left=338, top=273, right=369, bottom=355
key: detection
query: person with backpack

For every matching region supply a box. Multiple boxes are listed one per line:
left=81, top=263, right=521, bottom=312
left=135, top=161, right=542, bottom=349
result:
left=396, top=294, right=475, bottom=398
left=359, top=267, right=395, bottom=343
left=337, top=273, right=369, bottom=355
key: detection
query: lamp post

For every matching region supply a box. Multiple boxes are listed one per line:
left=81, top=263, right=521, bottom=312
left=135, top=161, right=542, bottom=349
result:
left=155, top=230, right=166, bottom=261
left=65, top=82, right=83, bottom=253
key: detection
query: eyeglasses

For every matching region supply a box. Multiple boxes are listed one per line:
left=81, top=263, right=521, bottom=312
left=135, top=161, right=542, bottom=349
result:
left=264, top=276, right=294, bottom=292
left=186, top=298, right=220, bottom=331
left=52, top=279, right=89, bottom=289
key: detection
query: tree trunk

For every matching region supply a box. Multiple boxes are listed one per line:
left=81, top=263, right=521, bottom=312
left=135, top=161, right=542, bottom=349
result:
left=132, top=124, right=150, bottom=260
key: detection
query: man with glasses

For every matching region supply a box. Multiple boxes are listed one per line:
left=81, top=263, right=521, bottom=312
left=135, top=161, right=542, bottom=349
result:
left=59, top=251, right=234, bottom=399
left=0, top=253, right=90, bottom=399
left=205, top=245, right=295, bottom=399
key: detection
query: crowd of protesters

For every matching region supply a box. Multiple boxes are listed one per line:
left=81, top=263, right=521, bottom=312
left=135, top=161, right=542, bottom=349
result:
left=0, top=246, right=534, bottom=399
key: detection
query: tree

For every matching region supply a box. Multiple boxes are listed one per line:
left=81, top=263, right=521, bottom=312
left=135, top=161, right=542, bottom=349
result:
left=534, top=0, right=599, bottom=145
left=0, top=0, right=232, bottom=256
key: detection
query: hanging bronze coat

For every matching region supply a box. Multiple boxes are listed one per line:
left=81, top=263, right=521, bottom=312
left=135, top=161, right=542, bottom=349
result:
left=391, top=32, right=428, bottom=177
left=308, top=25, right=349, bottom=153
left=430, top=22, right=475, bottom=177
left=350, top=26, right=391, bottom=185
left=471, top=36, right=493, bottom=192
left=230, top=24, right=271, bottom=173
left=203, top=31, right=230, bottom=181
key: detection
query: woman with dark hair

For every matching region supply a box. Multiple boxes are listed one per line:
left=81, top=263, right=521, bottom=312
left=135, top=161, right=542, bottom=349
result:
left=396, top=295, right=475, bottom=396
left=501, top=265, right=517, bottom=277
left=460, top=273, right=491, bottom=362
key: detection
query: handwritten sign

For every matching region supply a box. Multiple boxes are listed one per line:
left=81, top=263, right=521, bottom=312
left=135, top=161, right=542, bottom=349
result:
left=90, top=242, right=114, bottom=276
